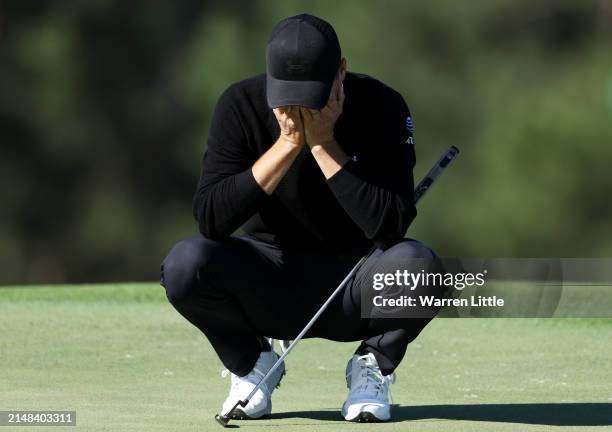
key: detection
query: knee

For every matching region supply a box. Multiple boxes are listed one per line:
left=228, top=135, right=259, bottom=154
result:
left=161, top=236, right=210, bottom=304
left=383, top=239, right=436, bottom=261
left=378, top=240, right=440, bottom=273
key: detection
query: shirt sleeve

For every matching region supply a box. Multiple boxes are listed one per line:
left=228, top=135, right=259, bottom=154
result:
left=192, top=86, right=267, bottom=240
left=326, top=91, right=417, bottom=246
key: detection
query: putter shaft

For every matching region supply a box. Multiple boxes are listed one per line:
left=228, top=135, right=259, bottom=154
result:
left=215, top=146, right=459, bottom=427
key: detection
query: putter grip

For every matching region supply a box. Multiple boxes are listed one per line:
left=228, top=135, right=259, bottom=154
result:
left=414, top=146, right=459, bottom=204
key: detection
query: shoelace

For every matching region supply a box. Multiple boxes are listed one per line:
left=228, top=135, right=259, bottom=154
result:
left=350, top=355, right=396, bottom=403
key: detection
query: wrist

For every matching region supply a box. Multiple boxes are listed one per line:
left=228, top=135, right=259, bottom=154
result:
left=308, top=136, right=336, bottom=149
left=278, top=135, right=304, bottom=150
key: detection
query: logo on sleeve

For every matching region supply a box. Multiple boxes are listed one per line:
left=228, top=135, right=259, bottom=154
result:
left=405, top=116, right=415, bottom=145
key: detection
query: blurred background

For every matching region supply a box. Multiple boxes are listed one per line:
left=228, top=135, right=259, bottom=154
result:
left=1, top=0, right=611, bottom=285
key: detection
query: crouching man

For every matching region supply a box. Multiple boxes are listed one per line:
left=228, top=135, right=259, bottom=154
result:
left=161, top=14, right=442, bottom=422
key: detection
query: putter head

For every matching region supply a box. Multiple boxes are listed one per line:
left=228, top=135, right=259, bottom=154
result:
left=214, top=413, right=230, bottom=427
left=214, top=399, right=247, bottom=428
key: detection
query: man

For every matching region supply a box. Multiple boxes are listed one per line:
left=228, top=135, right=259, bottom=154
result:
left=161, top=14, right=440, bottom=422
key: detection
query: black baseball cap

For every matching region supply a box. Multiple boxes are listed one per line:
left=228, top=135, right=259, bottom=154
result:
left=266, top=14, right=341, bottom=110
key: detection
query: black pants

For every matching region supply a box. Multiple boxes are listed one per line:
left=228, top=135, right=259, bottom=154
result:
left=161, top=235, right=439, bottom=376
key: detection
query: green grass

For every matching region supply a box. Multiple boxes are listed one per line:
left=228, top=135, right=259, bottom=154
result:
left=1, top=284, right=611, bottom=431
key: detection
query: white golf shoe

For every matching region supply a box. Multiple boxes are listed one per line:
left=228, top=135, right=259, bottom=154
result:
left=220, top=350, right=285, bottom=419
left=341, top=353, right=396, bottom=422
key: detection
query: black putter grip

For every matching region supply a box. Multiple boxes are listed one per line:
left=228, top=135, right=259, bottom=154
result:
left=440, top=146, right=459, bottom=167
left=414, top=146, right=459, bottom=204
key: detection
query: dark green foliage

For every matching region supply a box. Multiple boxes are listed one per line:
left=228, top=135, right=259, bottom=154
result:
left=1, top=0, right=611, bottom=283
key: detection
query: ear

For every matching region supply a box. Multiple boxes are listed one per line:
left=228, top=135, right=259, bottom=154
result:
left=338, top=57, right=347, bottom=81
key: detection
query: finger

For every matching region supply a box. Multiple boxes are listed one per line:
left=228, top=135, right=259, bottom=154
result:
left=320, top=106, right=333, bottom=118
left=287, top=105, right=300, bottom=126
left=332, top=80, right=342, bottom=107
left=294, top=107, right=304, bottom=124
left=290, top=106, right=303, bottom=122
left=309, top=108, right=320, bottom=118
left=326, top=94, right=338, bottom=112
left=328, top=75, right=340, bottom=103
left=275, top=106, right=289, bottom=117
left=302, top=107, right=315, bottom=121
left=328, top=79, right=338, bottom=104
left=273, top=108, right=284, bottom=122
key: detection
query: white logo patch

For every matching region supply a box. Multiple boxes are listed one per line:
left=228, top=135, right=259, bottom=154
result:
left=405, top=116, right=415, bottom=145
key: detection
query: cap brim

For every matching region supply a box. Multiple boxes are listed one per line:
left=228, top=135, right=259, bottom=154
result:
left=266, top=75, right=332, bottom=110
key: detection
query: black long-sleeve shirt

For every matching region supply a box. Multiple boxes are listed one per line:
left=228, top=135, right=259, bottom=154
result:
left=193, top=72, right=416, bottom=254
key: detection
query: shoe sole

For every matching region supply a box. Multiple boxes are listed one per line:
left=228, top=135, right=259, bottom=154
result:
left=349, top=412, right=386, bottom=423
left=229, top=408, right=271, bottom=420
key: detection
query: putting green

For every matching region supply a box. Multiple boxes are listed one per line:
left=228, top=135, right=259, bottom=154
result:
left=1, top=284, right=611, bottom=431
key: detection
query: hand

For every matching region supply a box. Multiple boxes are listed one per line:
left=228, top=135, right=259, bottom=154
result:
left=301, top=77, right=345, bottom=148
left=273, top=106, right=305, bottom=147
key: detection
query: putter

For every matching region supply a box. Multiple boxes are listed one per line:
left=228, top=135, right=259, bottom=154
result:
left=215, top=145, right=460, bottom=427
